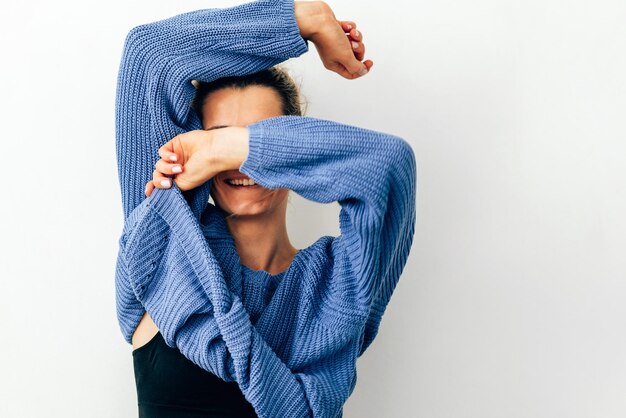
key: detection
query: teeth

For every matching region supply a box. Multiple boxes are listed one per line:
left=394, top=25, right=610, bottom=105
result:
left=227, top=178, right=256, bottom=186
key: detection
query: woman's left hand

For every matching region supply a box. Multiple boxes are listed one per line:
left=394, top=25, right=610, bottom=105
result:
left=144, top=127, right=249, bottom=197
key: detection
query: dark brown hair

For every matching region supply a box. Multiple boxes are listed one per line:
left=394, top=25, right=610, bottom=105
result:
left=191, top=64, right=307, bottom=120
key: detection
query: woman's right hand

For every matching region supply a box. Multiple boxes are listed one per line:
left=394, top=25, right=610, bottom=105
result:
left=294, top=1, right=373, bottom=79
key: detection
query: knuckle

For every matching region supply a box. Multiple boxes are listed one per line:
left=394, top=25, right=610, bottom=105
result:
left=316, top=1, right=332, bottom=14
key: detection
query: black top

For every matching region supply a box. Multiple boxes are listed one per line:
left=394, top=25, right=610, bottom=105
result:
left=133, top=331, right=258, bottom=418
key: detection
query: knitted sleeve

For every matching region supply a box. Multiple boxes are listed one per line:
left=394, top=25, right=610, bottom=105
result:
left=115, top=0, right=309, bottom=221
left=239, top=115, right=417, bottom=355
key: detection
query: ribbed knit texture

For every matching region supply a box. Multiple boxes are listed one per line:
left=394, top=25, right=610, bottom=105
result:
left=114, top=1, right=417, bottom=417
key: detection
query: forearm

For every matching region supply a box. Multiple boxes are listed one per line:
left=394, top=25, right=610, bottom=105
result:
left=209, top=127, right=250, bottom=172
left=129, top=0, right=308, bottom=58
left=239, top=115, right=413, bottom=211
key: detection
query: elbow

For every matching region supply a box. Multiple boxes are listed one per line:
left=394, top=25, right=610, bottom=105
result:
left=393, top=134, right=415, bottom=165
left=388, top=136, right=417, bottom=225
left=388, top=135, right=417, bottom=193
left=123, top=25, right=143, bottom=49
left=123, top=23, right=159, bottom=56
left=120, top=26, right=144, bottom=61
left=126, top=20, right=157, bottom=38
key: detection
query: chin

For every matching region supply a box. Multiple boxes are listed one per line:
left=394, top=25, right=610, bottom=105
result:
left=211, top=190, right=272, bottom=217
left=219, top=201, right=272, bottom=217
left=211, top=179, right=285, bottom=217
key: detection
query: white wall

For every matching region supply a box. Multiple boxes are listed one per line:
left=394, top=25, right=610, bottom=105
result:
left=1, top=0, right=624, bottom=417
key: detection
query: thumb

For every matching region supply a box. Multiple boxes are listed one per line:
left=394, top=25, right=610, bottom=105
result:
left=341, top=50, right=368, bottom=77
left=170, top=135, right=188, bottom=165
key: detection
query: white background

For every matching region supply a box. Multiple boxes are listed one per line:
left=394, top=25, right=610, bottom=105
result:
left=1, top=0, right=625, bottom=417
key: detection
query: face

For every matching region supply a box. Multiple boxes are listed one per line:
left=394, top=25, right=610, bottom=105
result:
left=201, top=85, right=290, bottom=217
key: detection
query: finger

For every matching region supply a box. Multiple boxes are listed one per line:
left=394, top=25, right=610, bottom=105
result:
left=333, top=61, right=361, bottom=80
left=350, top=28, right=362, bottom=42
left=152, top=169, right=173, bottom=189
left=340, top=49, right=369, bottom=78
left=158, top=143, right=178, bottom=162
left=339, top=20, right=356, bottom=33
left=336, top=57, right=373, bottom=80
left=155, top=158, right=183, bottom=176
left=350, top=39, right=365, bottom=61
left=145, top=181, right=155, bottom=197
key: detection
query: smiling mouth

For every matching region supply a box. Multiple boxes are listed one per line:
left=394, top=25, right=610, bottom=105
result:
left=225, top=183, right=260, bottom=189
left=223, top=178, right=260, bottom=189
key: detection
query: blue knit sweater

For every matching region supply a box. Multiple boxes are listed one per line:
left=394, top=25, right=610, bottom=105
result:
left=114, top=0, right=417, bottom=416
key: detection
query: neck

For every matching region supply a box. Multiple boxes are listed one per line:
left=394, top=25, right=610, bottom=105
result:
left=224, top=209, right=298, bottom=275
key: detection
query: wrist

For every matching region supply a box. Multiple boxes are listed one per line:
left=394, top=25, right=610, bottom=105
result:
left=208, top=127, right=249, bottom=171
left=294, top=1, right=331, bottom=41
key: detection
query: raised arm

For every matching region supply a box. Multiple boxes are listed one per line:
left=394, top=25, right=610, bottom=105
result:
left=115, top=0, right=309, bottom=221
left=238, top=115, right=417, bottom=355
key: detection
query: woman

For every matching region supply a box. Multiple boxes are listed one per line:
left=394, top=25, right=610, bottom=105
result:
left=114, top=0, right=416, bottom=417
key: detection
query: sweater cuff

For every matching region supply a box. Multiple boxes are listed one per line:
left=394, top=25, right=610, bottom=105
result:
left=279, top=0, right=309, bottom=57
left=238, top=123, right=268, bottom=185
